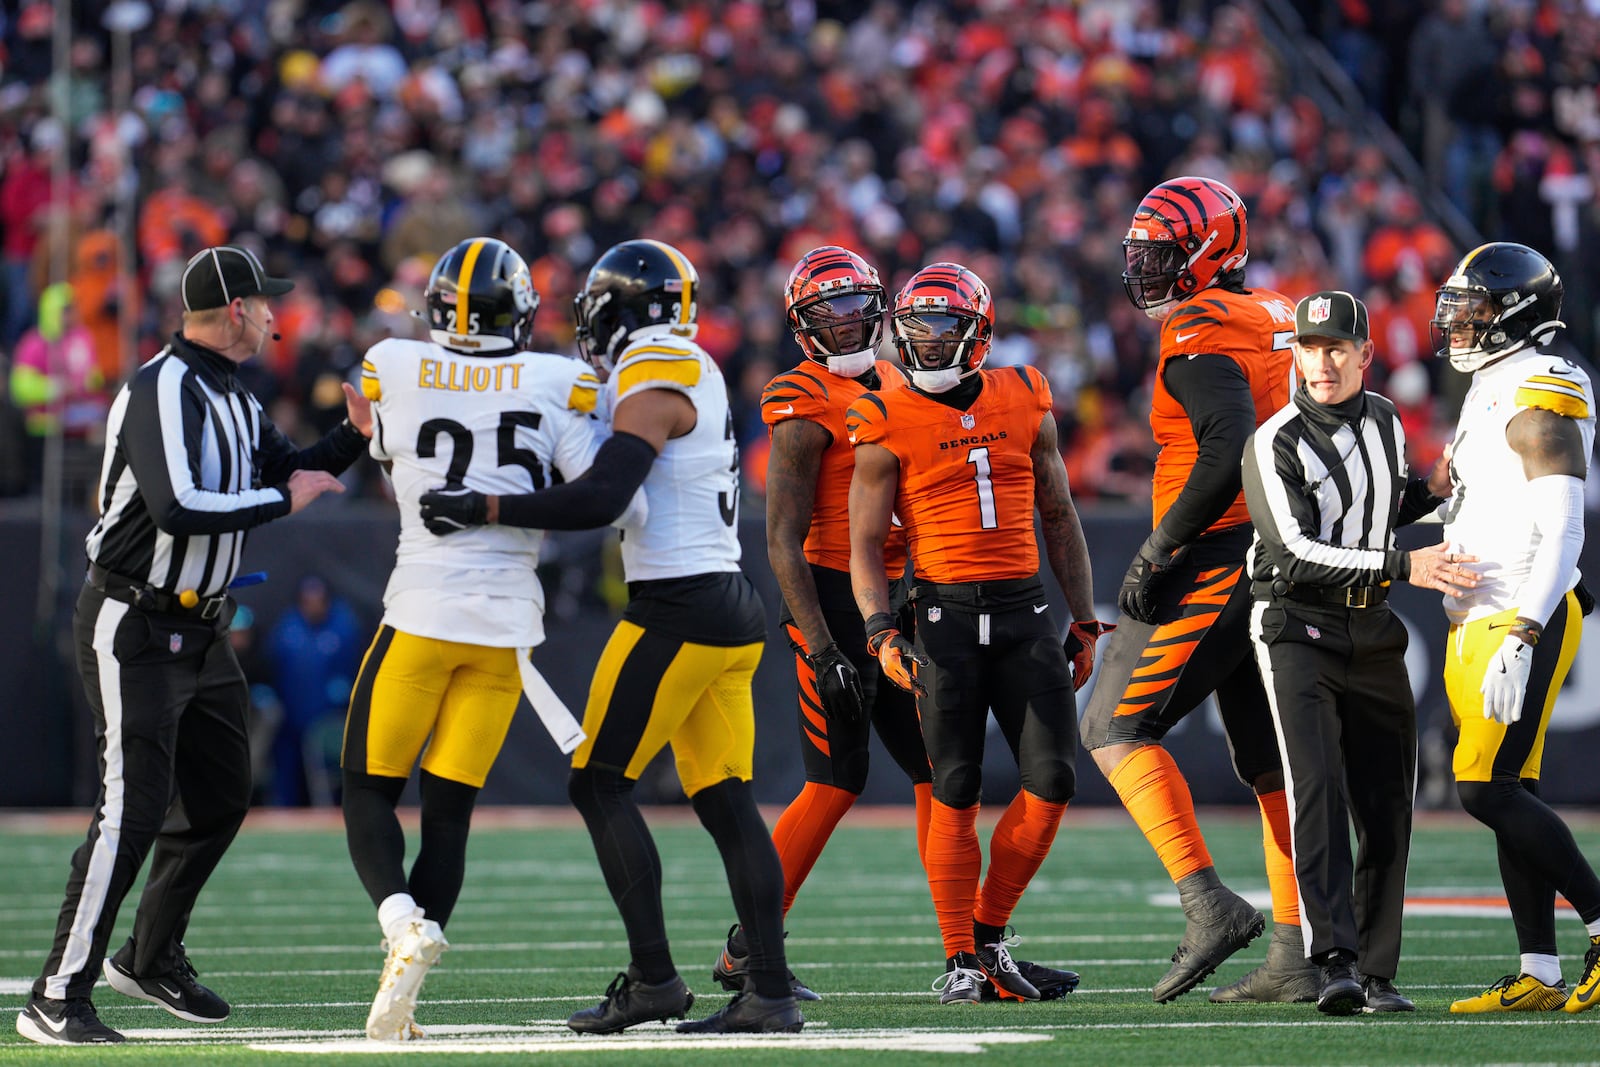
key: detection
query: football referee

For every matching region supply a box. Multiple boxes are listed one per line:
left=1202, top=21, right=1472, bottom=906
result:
left=1240, top=292, right=1475, bottom=1017
left=17, top=246, right=369, bottom=1046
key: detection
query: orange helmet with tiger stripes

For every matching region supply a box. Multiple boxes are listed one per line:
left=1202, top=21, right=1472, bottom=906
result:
left=784, top=245, right=887, bottom=375
left=1122, top=176, right=1249, bottom=316
left=890, top=261, right=993, bottom=392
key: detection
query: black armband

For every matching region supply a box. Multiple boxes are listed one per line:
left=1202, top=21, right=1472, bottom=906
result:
left=496, top=431, right=658, bottom=531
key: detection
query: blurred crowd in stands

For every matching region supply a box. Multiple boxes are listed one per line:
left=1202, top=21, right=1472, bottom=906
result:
left=0, top=0, right=1591, bottom=509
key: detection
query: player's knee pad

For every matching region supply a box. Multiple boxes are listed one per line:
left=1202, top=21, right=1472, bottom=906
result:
left=1456, top=778, right=1523, bottom=828
left=1020, top=759, right=1075, bottom=806
left=932, top=763, right=982, bottom=808
left=567, top=765, right=633, bottom=822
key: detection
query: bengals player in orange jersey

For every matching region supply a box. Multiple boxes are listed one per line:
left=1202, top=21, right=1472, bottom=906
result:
left=706, top=246, right=927, bottom=1001
left=1081, top=176, right=1312, bottom=1005
left=848, top=262, right=1111, bottom=1005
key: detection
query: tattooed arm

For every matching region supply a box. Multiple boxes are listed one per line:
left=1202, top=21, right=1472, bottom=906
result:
left=1032, top=412, right=1095, bottom=622
left=766, top=417, right=834, bottom=652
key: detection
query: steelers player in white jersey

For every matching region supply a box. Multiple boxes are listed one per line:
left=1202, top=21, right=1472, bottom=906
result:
left=420, top=239, right=803, bottom=1035
left=344, top=237, right=634, bottom=1041
left=1427, top=242, right=1600, bottom=1015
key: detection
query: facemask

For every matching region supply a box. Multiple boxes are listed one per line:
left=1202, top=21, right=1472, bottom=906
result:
left=824, top=350, right=877, bottom=378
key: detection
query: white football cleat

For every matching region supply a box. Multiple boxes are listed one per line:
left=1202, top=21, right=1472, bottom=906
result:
left=366, top=918, right=448, bottom=1041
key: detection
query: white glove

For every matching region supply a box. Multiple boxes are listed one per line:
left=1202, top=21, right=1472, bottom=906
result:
left=1480, top=635, right=1534, bottom=724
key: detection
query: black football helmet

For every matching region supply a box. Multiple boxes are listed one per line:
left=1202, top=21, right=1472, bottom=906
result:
left=574, top=239, right=698, bottom=376
left=426, top=237, right=538, bottom=353
left=1430, top=242, right=1565, bottom=372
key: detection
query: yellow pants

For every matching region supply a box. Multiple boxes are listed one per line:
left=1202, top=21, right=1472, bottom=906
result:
left=343, top=626, right=522, bottom=787
left=1446, top=594, right=1581, bottom=783
left=571, top=620, right=763, bottom=797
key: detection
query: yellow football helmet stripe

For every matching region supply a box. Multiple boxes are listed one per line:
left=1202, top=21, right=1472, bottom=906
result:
left=643, top=239, right=694, bottom=327
left=456, top=239, right=487, bottom=310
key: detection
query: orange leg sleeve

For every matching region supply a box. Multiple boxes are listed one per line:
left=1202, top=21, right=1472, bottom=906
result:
left=926, top=799, right=982, bottom=958
left=975, top=791, right=1067, bottom=929
left=1106, top=745, right=1214, bottom=883
left=913, top=781, right=933, bottom=873
left=770, top=782, right=858, bottom=916
left=1256, top=788, right=1300, bottom=926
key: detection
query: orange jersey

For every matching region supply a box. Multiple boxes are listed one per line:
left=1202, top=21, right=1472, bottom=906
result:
left=1149, top=286, right=1296, bottom=533
left=762, top=359, right=908, bottom=574
left=847, top=365, right=1053, bottom=584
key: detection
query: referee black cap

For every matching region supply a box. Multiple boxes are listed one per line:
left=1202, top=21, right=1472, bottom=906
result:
left=181, top=246, right=294, bottom=311
left=1294, top=290, right=1368, bottom=345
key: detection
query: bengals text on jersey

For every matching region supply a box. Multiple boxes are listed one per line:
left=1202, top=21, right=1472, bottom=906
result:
left=1149, top=286, right=1297, bottom=533
left=846, top=364, right=1053, bottom=584
left=762, top=359, right=908, bottom=576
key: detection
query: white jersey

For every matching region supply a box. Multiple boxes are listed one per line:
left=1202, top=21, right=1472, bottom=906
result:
left=362, top=337, right=606, bottom=646
left=1439, top=347, right=1595, bottom=624
left=604, top=329, right=742, bottom=581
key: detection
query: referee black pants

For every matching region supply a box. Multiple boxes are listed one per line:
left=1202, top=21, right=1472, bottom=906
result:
left=1250, top=597, right=1415, bottom=980
left=34, top=584, right=252, bottom=1000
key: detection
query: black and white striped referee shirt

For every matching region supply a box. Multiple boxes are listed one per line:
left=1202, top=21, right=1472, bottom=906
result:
left=1241, top=388, right=1440, bottom=590
left=86, top=333, right=367, bottom=598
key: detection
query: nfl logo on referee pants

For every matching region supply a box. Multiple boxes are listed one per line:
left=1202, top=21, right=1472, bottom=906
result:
left=170, top=633, right=184, bottom=653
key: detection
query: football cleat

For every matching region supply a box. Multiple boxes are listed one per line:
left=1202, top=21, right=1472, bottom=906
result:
left=1209, top=923, right=1319, bottom=1003
left=568, top=968, right=694, bottom=1034
left=1450, top=973, right=1569, bottom=1013
left=366, top=918, right=448, bottom=1041
left=981, top=958, right=1081, bottom=1002
left=933, top=953, right=986, bottom=1005
left=974, top=930, right=1040, bottom=1001
left=1565, top=935, right=1600, bottom=1013
left=676, top=991, right=803, bottom=1033
left=1154, top=876, right=1264, bottom=1003
left=712, top=924, right=820, bottom=1001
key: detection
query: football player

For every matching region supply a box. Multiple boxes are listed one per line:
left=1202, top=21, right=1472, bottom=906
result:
left=1080, top=176, right=1311, bottom=1004
left=1427, top=243, right=1600, bottom=1015
left=342, top=237, right=635, bottom=1040
left=847, top=262, right=1110, bottom=1004
left=419, top=239, right=803, bottom=1035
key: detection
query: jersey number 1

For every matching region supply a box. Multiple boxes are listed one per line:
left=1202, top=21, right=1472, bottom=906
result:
left=967, top=447, right=998, bottom=530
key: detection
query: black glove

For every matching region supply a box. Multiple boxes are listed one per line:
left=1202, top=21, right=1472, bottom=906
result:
left=419, top=485, right=488, bottom=535
left=1576, top=579, right=1596, bottom=618
left=809, top=642, right=865, bottom=724
left=1118, top=538, right=1187, bottom=625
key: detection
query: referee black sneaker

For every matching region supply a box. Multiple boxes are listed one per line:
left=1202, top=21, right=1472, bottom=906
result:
left=104, top=946, right=230, bottom=1023
left=567, top=967, right=694, bottom=1035
left=15, top=995, right=125, bottom=1045
left=676, top=990, right=804, bottom=1033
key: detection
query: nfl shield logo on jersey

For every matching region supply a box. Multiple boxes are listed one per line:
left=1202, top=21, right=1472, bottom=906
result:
left=1308, top=297, right=1331, bottom=324
left=170, top=633, right=183, bottom=653
left=960, top=413, right=975, bottom=429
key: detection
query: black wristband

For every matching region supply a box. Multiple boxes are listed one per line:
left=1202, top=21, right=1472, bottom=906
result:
left=864, top=612, right=895, bottom=638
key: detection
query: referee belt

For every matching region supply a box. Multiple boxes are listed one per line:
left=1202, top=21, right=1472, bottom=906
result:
left=87, top=563, right=229, bottom=620
left=1252, top=578, right=1390, bottom=609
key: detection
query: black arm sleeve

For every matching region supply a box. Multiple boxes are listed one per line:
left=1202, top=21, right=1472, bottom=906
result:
left=257, top=418, right=369, bottom=485
left=496, top=431, right=658, bottom=530
left=1396, top=476, right=1446, bottom=528
left=1151, top=353, right=1257, bottom=551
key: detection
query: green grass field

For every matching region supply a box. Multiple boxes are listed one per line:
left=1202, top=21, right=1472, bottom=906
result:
left=2, top=807, right=1598, bottom=1065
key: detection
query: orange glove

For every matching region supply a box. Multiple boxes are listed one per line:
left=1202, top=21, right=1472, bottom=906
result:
left=865, top=612, right=929, bottom=697
left=1064, top=619, right=1116, bottom=691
